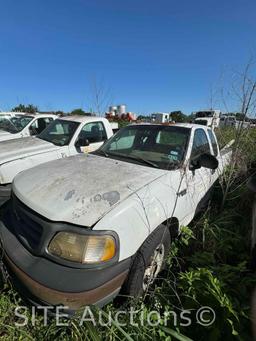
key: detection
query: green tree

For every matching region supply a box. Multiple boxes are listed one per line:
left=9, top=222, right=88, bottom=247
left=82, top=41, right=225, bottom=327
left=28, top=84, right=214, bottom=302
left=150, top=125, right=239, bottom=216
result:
left=12, top=104, right=38, bottom=113
left=170, top=111, right=187, bottom=122
left=186, top=112, right=195, bottom=123
left=70, top=108, right=86, bottom=116
left=235, top=112, right=250, bottom=121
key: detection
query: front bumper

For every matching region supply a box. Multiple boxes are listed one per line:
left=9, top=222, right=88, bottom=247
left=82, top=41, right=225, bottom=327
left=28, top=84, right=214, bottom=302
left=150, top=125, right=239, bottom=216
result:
left=0, top=219, right=131, bottom=310
left=0, top=184, right=12, bottom=207
left=5, top=254, right=128, bottom=311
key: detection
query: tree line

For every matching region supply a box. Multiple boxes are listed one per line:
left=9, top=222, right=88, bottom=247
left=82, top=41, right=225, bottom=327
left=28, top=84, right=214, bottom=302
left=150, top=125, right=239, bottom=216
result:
left=10, top=104, right=91, bottom=116
left=10, top=105, right=194, bottom=122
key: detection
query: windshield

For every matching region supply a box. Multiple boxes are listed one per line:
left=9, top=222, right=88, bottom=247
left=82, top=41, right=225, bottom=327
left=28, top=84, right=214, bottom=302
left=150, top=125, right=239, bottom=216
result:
left=98, top=125, right=190, bottom=170
left=0, top=116, right=11, bottom=130
left=0, top=115, right=33, bottom=133
left=195, top=119, right=208, bottom=126
left=37, top=119, right=80, bottom=146
left=195, top=111, right=214, bottom=118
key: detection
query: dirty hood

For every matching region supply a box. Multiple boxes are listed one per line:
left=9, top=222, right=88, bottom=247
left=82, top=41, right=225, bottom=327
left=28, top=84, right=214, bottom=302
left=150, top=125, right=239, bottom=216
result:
left=0, top=130, right=16, bottom=142
left=0, top=137, right=59, bottom=165
left=13, top=154, right=165, bottom=226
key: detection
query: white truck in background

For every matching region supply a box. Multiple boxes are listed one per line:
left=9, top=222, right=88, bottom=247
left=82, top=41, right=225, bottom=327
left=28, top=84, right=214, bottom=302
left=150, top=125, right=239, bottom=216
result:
left=219, top=115, right=251, bottom=129
left=0, top=116, right=117, bottom=206
left=0, top=123, right=233, bottom=311
left=0, top=112, right=26, bottom=121
left=0, top=112, right=27, bottom=131
left=194, top=110, right=221, bottom=129
left=0, top=113, right=57, bottom=142
left=151, top=112, right=170, bottom=123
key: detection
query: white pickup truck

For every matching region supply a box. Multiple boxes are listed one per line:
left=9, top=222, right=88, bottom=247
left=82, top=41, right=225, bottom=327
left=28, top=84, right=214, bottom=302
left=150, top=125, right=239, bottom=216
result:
left=0, top=123, right=232, bottom=312
left=194, top=110, right=221, bottom=129
left=0, top=112, right=26, bottom=123
left=0, top=116, right=116, bottom=206
left=0, top=113, right=57, bottom=142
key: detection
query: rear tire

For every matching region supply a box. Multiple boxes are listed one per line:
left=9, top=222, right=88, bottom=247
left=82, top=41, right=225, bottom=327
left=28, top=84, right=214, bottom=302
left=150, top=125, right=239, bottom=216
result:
left=122, top=224, right=171, bottom=298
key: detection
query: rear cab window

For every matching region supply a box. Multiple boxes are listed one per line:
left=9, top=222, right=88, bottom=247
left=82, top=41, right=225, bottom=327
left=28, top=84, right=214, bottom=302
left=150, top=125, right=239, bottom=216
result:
left=78, top=121, right=108, bottom=143
left=30, top=117, right=54, bottom=135
left=191, top=128, right=211, bottom=160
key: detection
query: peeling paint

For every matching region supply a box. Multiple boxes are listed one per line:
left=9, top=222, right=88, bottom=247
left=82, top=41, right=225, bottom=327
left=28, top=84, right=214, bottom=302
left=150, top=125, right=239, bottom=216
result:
left=92, top=191, right=120, bottom=207
left=94, top=194, right=102, bottom=202
left=64, top=190, right=76, bottom=201
left=103, top=191, right=120, bottom=206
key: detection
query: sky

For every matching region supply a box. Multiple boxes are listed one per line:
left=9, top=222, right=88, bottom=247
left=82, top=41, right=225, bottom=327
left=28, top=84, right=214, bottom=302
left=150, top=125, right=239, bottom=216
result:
left=0, top=0, right=255, bottom=115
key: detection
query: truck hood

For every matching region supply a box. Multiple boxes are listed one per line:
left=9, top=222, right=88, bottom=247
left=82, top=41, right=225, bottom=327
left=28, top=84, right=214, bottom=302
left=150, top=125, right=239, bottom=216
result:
left=0, top=130, right=15, bottom=142
left=13, top=154, right=165, bottom=227
left=0, top=137, right=58, bottom=165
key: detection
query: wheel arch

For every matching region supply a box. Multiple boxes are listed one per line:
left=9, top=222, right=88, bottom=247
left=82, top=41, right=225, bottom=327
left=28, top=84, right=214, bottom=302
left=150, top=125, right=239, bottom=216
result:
left=161, top=217, right=179, bottom=239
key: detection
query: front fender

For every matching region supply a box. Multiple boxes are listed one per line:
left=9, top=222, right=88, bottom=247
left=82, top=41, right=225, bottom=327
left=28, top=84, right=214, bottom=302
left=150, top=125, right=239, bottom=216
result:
left=93, top=173, right=179, bottom=261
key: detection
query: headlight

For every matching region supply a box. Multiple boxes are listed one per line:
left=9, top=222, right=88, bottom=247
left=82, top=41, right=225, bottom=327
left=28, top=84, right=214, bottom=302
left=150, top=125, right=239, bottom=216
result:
left=48, top=232, right=116, bottom=264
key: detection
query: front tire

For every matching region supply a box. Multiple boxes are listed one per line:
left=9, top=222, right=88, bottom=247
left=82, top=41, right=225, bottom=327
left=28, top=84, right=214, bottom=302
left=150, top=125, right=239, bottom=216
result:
left=122, top=224, right=171, bottom=298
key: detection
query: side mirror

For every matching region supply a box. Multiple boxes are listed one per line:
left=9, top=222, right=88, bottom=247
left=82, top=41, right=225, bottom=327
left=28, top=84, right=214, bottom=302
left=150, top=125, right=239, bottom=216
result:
left=190, top=153, right=218, bottom=171
left=75, top=137, right=90, bottom=148
left=200, top=153, right=219, bottom=169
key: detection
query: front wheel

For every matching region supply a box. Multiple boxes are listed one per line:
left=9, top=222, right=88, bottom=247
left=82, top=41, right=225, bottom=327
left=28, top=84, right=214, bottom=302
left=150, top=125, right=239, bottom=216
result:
left=122, top=224, right=171, bottom=298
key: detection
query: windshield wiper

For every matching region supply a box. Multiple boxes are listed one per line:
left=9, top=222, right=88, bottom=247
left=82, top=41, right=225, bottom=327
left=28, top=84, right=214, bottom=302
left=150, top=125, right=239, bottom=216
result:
left=36, top=136, right=57, bottom=146
left=107, top=152, right=159, bottom=168
left=96, top=150, right=109, bottom=157
left=129, top=155, right=159, bottom=168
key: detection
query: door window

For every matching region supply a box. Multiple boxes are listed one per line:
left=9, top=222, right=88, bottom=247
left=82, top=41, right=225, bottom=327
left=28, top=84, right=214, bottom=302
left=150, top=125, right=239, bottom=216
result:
left=30, top=117, right=54, bottom=135
left=191, top=129, right=211, bottom=159
left=78, top=122, right=107, bottom=143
